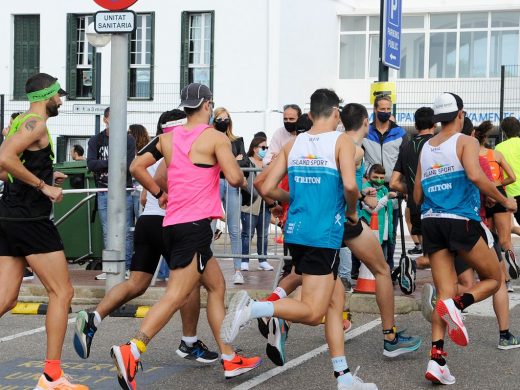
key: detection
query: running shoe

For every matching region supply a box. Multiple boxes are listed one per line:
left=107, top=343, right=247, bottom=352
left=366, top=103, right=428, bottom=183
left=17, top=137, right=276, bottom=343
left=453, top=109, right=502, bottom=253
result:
left=337, top=367, right=378, bottom=390
left=240, top=262, right=249, bottom=271
left=407, top=247, right=422, bottom=255
left=23, top=268, right=34, bottom=281
left=421, top=283, right=436, bottom=323
left=398, top=254, right=416, bottom=295
left=73, top=311, right=97, bottom=359
left=258, top=262, right=274, bottom=271
left=506, top=280, right=515, bottom=293
left=425, top=359, right=455, bottom=385
left=341, top=277, right=353, bottom=293
left=34, top=371, right=89, bottom=389
left=383, top=330, right=421, bottom=357
left=111, top=343, right=141, bottom=390
left=222, top=354, right=262, bottom=378
left=498, top=334, right=520, bottom=350
left=505, top=250, right=519, bottom=280
left=436, top=298, right=469, bottom=347
left=257, top=317, right=269, bottom=339
left=233, top=271, right=244, bottom=285
left=266, top=317, right=288, bottom=366
left=175, top=340, right=219, bottom=363
left=221, top=290, right=253, bottom=344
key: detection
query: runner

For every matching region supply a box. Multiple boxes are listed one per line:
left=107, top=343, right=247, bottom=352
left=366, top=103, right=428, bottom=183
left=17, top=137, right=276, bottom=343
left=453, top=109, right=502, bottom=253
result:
left=0, top=73, right=88, bottom=389
left=415, top=93, right=517, bottom=385
left=221, top=89, right=377, bottom=390
left=110, top=83, right=261, bottom=389
left=73, top=109, right=218, bottom=364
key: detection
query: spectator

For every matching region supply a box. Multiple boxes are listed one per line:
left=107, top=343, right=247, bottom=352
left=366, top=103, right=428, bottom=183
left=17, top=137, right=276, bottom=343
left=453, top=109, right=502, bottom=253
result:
left=241, top=137, right=274, bottom=271
left=87, top=107, right=136, bottom=278
left=70, top=144, right=86, bottom=161
left=128, top=124, right=150, bottom=221
left=2, top=112, right=22, bottom=137
left=363, top=95, right=406, bottom=268
left=213, top=107, right=248, bottom=284
left=361, top=164, right=396, bottom=269
left=254, top=131, right=267, bottom=139
left=262, top=104, right=301, bottom=165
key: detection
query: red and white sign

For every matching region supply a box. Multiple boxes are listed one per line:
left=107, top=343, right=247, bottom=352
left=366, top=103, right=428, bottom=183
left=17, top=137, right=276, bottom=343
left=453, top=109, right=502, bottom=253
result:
left=94, top=0, right=137, bottom=11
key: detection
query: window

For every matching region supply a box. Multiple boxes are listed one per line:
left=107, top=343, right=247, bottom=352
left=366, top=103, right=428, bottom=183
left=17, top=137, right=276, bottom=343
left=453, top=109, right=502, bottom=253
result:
left=129, top=13, right=154, bottom=99
left=13, top=15, right=40, bottom=100
left=429, top=32, right=457, bottom=78
left=180, top=11, right=214, bottom=89
left=399, top=33, right=425, bottom=78
left=66, top=14, right=96, bottom=99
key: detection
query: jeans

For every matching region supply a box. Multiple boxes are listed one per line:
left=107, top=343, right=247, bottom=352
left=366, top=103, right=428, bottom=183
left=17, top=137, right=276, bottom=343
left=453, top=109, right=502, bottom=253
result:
left=97, top=191, right=134, bottom=270
left=338, top=247, right=352, bottom=281
left=382, top=240, right=391, bottom=270
left=386, top=208, right=399, bottom=270
left=241, top=206, right=271, bottom=263
left=157, top=257, right=170, bottom=279
left=220, top=179, right=242, bottom=270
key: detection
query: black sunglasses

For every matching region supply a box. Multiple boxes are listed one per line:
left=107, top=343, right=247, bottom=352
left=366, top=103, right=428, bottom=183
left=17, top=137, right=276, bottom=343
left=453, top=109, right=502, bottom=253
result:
left=257, top=146, right=268, bottom=150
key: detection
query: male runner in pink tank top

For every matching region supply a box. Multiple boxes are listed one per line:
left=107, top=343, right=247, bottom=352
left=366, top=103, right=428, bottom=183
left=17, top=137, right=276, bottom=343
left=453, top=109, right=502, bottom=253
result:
left=110, top=83, right=261, bottom=389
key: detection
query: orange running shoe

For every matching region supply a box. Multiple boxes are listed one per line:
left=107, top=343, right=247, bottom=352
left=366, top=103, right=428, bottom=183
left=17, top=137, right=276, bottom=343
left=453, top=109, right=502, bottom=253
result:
left=222, top=354, right=262, bottom=379
left=34, top=371, right=89, bottom=389
left=111, top=343, right=141, bottom=390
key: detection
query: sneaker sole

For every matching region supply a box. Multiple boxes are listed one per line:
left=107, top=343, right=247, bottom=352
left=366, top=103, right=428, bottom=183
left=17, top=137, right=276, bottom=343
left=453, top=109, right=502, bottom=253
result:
left=505, top=251, right=519, bottom=280
left=498, top=343, right=520, bottom=350
left=73, top=311, right=89, bottom=359
left=266, top=319, right=286, bottom=366
left=383, top=341, right=421, bottom=358
left=421, top=285, right=435, bottom=324
left=110, top=346, right=133, bottom=390
left=175, top=349, right=219, bottom=363
left=224, top=359, right=262, bottom=379
left=221, top=291, right=250, bottom=344
left=425, top=371, right=456, bottom=385
left=257, top=317, right=269, bottom=339
left=436, top=300, right=469, bottom=347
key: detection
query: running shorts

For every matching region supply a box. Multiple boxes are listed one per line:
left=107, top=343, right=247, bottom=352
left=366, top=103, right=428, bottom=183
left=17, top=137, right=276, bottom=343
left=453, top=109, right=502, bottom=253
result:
left=286, top=243, right=339, bottom=278
left=0, top=219, right=63, bottom=257
left=130, top=215, right=167, bottom=274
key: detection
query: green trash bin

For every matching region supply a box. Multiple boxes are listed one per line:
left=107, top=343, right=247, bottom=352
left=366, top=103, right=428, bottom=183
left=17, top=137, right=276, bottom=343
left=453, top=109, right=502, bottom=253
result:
left=53, top=161, right=104, bottom=263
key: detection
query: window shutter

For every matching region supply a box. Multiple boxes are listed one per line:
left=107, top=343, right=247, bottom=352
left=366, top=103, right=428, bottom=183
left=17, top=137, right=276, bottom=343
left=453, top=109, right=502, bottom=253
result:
left=66, top=14, right=78, bottom=99
left=180, top=11, right=190, bottom=88
left=56, top=136, right=67, bottom=163
left=149, top=12, right=155, bottom=100
left=13, top=15, right=40, bottom=100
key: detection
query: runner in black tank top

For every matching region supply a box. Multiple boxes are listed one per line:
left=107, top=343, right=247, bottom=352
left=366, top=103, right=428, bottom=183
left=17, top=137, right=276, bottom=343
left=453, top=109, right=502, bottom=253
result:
left=0, top=73, right=89, bottom=389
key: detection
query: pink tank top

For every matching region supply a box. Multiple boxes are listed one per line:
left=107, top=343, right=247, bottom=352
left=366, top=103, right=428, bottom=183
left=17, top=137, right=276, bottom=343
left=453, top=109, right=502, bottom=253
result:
left=163, top=124, right=222, bottom=226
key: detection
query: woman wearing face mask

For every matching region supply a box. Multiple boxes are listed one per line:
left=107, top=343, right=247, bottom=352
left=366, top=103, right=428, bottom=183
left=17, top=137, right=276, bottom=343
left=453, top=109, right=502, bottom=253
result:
left=213, top=107, right=249, bottom=284
left=240, top=137, right=274, bottom=272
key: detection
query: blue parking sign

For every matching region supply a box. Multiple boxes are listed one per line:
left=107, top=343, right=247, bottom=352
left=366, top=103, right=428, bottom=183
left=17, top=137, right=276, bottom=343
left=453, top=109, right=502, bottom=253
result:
left=382, top=0, right=402, bottom=70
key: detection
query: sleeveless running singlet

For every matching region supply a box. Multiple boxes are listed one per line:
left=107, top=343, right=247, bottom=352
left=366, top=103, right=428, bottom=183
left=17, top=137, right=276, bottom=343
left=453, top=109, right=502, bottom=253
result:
left=483, top=148, right=504, bottom=183
left=0, top=113, right=54, bottom=220
left=284, top=131, right=346, bottom=248
left=163, top=124, right=223, bottom=226
left=420, top=133, right=481, bottom=221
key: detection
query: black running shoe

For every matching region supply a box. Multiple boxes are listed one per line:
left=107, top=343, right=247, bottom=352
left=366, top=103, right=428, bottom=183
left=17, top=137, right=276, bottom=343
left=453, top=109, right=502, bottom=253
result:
left=73, top=311, right=97, bottom=359
left=505, top=250, right=519, bottom=280
left=257, top=317, right=269, bottom=339
left=407, top=247, right=422, bottom=255
left=175, top=340, right=219, bottom=363
left=22, top=268, right=34, bottom=281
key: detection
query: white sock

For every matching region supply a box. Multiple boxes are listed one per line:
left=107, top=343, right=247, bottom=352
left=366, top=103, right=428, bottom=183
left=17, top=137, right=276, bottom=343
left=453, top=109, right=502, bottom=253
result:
left=273, top=287, right=287, bottom=299
left=221, top=352, right=236, bottom=361
left=129, top=341, right=141, bottom=360
left=182, top=335, right=198, bottom=347
left=93, top=311, right=102, bottom=327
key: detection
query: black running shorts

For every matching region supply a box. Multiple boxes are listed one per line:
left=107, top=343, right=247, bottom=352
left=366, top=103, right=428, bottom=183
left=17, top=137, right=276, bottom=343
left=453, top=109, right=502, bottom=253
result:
left=342, top=218, right=365, bottom=242
left=422, top=218, right=489, bottom=256
left=0, top=219, right=63, bottom=257
left=286, top=243, right=339, bottom=278
left=409, top=203, right=422, bottom=236
left=163, top=218, right=214, bottom=274
left=130, top=215, right=167, bottom=274
left=485, top=186, right=508, bottom=217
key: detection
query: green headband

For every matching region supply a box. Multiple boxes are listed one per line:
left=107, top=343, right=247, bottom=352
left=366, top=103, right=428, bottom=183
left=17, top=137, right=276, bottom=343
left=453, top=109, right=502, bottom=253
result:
left=26, top=81, right=61, bottom=102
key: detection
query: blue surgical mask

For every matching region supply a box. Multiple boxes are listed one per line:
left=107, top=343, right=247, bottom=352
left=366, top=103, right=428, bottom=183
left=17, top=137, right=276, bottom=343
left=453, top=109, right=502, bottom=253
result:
left=258, top=149, right=267, bottom=159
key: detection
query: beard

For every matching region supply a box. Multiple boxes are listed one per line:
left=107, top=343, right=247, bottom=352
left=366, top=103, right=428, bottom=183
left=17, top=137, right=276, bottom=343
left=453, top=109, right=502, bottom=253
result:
left=46, top=100, right=60, bottom=117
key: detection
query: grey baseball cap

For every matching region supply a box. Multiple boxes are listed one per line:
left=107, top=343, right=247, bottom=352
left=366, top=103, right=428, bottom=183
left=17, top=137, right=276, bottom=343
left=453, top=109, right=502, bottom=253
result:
left=178, top=83, right=213, bottom=109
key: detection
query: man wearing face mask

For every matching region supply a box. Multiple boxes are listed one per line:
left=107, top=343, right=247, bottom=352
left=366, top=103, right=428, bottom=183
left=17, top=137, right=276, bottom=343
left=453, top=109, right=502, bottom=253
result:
left=363, top=95, right=407, bottom=270
left=262, top=104, right=302, bottom=166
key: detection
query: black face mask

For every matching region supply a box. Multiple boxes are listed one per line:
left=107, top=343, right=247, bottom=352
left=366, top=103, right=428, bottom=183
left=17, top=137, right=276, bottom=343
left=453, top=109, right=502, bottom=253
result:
left=377, top=112, right=392, bottom=123
left=214, top=118, right=230, bottom=132
left=284, top=122, right=297, bottom=133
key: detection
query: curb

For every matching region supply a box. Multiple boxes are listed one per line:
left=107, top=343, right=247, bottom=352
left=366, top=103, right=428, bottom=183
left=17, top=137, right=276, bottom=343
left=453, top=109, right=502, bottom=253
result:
left=110, top=304, right=150, bottom=318
left=11, top=302, right=72, bottom=315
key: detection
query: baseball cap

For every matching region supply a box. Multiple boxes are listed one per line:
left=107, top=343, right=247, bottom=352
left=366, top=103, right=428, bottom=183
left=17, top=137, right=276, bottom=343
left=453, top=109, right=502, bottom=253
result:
left=432, top=93, right=464, bottom=123
left=178, top=83, right=213, bottom=109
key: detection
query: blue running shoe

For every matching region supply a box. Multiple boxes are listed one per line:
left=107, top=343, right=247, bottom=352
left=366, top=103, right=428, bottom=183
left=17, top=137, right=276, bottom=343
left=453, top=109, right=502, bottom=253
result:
left=175, top=340, right=219, bottom=363
left=266, top=317, right=288, bottom=366
left=73, top=311, right=97, bottom=359
left=383, top=330, right=421, bottom=357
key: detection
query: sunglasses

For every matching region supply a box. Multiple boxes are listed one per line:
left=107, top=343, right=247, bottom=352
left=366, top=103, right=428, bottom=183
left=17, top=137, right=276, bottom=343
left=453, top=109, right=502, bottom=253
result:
left=257, top=146, right=268, bottom=150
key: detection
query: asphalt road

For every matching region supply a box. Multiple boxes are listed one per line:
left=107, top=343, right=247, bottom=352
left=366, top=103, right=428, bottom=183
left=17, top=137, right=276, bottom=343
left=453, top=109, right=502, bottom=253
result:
left=1, top=283, right=520, bottom=389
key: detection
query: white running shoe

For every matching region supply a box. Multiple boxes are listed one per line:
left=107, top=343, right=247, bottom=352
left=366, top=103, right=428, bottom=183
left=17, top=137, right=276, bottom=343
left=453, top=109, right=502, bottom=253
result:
left=258, top=262, right=274, bottom=271
left=94, top=272, right=106, bottom=280
left=425, top=360, right=456, bottom=385
left=337, top=367, right=378, bottom=390
left=233, top=271, right=245, bottom=285
left=436, top=298, right=469, bottom=346
left=221, top=290, right=253, bottom=344
left=240, top=262, right=249, bottom=271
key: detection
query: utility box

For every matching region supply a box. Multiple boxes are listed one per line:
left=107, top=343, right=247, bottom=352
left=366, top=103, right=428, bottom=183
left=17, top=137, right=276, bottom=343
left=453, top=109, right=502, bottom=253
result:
left=53, top=161, right=103, bottom=262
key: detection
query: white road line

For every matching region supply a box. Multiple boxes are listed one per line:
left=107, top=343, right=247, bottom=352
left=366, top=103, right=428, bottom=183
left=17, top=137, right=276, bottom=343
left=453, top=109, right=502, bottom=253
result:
left=0, top=318, right=75, bottom=343
left=232, top=318, right=382, bottom=390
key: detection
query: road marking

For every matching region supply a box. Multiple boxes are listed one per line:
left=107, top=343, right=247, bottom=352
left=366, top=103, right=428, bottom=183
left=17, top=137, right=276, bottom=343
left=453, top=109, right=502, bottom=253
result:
left=232, top=318, right=382, bottom=390
left=0, top=318, right=75, bottom=343
left=466, top=293, right=520, bottom=317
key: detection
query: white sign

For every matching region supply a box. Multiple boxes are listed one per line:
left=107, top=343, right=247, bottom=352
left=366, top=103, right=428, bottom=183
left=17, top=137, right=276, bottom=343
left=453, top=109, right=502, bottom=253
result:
left=73, top=104, right=108, bottom=115
left=94, top=11, right=136, bottom=34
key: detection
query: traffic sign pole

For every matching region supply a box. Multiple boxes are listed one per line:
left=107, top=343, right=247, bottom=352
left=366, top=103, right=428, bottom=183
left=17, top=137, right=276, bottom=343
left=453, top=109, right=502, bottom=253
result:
left=378, top=0, right=389, bottom=82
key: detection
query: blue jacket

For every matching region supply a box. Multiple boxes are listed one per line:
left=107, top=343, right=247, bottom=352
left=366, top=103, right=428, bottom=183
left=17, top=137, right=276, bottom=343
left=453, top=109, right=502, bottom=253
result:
left=363, top=121, right=407, bottom=182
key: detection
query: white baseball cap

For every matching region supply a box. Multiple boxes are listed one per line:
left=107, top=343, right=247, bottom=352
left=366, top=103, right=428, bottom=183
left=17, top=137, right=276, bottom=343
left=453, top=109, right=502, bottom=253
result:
left=432, top=93, right=464, bottom=123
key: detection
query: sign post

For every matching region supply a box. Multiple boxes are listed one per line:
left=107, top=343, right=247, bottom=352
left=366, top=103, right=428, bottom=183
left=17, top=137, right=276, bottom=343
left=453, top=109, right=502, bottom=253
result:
left=378, top=0, right=402, bottom=81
